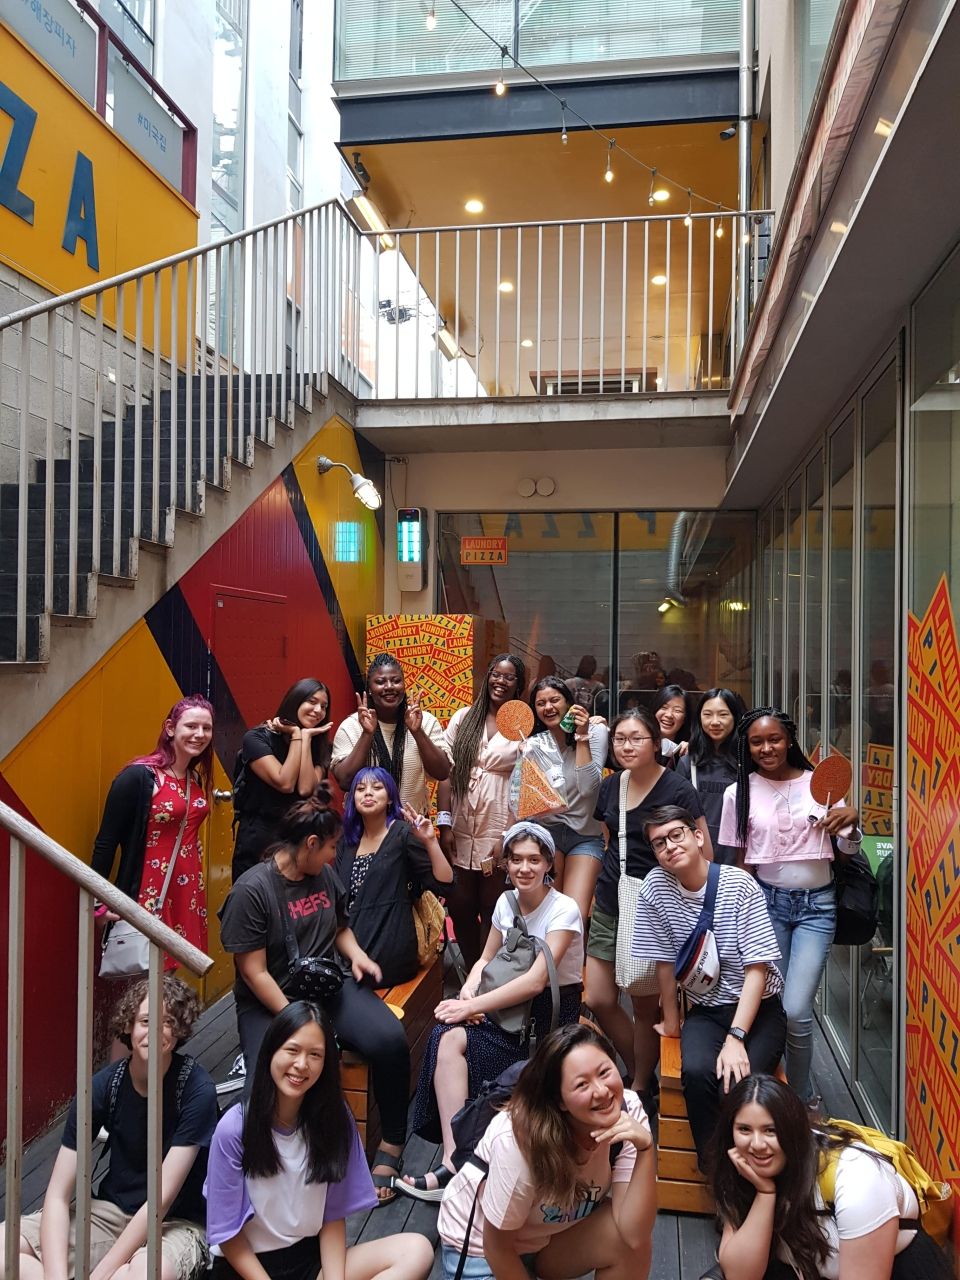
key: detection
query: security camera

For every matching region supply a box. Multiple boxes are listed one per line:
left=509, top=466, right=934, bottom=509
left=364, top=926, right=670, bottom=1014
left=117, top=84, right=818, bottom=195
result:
left=719, top=124, right=737, bottom=141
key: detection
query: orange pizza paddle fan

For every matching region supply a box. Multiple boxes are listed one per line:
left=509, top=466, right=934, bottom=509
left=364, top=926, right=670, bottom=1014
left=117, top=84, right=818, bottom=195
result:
left=496, top=700, right=535, bottom=742
left=809, top=753, right=853, bottom=855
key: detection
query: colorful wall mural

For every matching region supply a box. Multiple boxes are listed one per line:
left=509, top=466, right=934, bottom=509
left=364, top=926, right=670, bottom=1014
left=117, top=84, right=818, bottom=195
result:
left=0, top=416, right=383, bottom=1141
left=906, top=575, right=960, bottom=1214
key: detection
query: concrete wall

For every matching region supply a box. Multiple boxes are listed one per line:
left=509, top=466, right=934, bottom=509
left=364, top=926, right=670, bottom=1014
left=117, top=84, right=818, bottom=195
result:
left=757, top=1, right=800, bottom=216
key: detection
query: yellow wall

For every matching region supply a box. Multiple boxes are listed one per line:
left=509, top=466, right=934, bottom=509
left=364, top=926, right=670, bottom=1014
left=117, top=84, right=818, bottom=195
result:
left=0, top=25, right=197, bottom=329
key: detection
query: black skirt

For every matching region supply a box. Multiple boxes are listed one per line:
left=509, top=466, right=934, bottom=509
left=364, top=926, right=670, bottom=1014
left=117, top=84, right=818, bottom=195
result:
left=213, top=1238, right=320, bottom=1280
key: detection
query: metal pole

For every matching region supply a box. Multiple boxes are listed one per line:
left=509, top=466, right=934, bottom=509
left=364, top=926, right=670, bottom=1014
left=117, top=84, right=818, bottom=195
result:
left=736, top=0, right=755, bottom=360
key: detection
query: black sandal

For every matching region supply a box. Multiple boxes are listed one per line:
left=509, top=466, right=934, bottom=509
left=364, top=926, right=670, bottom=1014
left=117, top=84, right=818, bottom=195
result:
left=393, top=1164, right=454, bottom=1203
left=370, top=1149, right=403, bottom=1205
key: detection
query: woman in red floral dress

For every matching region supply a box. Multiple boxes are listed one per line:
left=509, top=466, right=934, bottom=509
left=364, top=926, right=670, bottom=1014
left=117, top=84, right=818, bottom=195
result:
left=93, top=695, right=215, bottom=966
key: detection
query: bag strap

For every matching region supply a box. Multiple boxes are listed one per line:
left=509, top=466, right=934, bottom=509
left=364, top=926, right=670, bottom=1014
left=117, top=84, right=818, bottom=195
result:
left=153, top=773, right=192, bottom=915
left=534, top=936, right=560, bottom=1035
left=618, top=770, right=629, bottom=876
left=505, top=888, right=527, bottom=932
left=690, top=760, right=698, bottom=789
left=268, top=862, right=301, bottom=968
left=699, top=861, right=721, bottom=932
left=454, top=1157, right=490, bottom=1280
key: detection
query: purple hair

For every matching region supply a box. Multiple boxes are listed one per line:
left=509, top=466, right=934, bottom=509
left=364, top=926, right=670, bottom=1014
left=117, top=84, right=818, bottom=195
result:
left=342, top=766, right=403, bottom=844
left=130, top=695, right=215, bottom=794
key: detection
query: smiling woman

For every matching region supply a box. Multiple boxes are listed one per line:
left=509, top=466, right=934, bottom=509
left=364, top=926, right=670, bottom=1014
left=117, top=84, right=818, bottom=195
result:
left=91, top=694, right=215, bottom=966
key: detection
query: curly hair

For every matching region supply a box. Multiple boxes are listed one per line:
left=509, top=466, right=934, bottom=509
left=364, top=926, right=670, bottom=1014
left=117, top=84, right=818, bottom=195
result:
left=111, top=974, right=201, bottom=1049
left=734, top=707, right=813, bottom=845
left=450, top=654, right=526, bottom=801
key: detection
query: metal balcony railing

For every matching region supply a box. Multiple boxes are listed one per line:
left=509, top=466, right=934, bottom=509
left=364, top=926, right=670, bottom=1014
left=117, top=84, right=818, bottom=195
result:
left=0, top=197, right=771, bottom=663
left=0, top=799, right=212, bottom=1280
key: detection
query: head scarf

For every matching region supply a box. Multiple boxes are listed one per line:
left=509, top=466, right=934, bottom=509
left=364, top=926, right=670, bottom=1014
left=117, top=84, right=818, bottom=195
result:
left=502, top=821, right=556, bottom=861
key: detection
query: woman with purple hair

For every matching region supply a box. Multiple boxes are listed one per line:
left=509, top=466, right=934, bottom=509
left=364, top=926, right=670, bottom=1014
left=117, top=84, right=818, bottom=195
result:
left=92, top=695, right=215, bottom=964
left=336, top=767, right=453, bottom=988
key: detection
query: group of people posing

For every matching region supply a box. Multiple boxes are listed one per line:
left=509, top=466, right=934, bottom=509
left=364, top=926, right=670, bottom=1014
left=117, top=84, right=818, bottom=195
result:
left=35, top=652, right=944, bottom=1280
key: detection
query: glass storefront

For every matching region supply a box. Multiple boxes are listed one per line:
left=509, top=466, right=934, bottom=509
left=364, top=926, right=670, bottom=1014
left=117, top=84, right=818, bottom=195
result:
left=437, top=510, right=754, bottom=711
left=757, top=350, right=901, bottom=1131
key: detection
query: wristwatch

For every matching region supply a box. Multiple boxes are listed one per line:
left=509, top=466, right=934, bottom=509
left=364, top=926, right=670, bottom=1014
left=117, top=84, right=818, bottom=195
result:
left=726, top=1026, right=747, bottom=1043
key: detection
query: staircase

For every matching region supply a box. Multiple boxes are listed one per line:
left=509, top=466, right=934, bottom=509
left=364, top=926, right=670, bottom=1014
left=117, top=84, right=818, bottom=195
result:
left=0, top=199, right=367, bottom=664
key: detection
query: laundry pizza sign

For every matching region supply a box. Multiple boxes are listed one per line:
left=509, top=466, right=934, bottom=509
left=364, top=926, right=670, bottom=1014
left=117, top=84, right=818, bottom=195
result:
left=460, top=537, right=508, bottom=566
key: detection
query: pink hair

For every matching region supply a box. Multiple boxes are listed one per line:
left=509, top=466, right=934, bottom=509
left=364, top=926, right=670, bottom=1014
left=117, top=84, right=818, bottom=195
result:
left=131, top=695, right=216, bottom=793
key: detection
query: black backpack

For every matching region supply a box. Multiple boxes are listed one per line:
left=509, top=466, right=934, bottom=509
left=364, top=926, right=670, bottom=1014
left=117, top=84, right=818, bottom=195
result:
left=93, top=1054, right=200, bottom=1182
left=230, top=748, right=248, bottom=826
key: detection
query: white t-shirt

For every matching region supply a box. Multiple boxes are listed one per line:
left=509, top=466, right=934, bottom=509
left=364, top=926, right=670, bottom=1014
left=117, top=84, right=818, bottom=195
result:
left=438, top=1091, right=648, bottom=1256
left=780, top=1145, right=919, bottom=1279
left=491, top=887, right=584, bottom=987
left=244, top=1130, right=328, bottom=1253
left=331, top=710, right=450, bottom=811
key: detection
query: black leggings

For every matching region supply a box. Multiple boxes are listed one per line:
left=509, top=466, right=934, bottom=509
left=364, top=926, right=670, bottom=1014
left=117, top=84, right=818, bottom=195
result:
left=237, top=979, right=411, bottom=1145
left=445, top=867, right=504, bottom=971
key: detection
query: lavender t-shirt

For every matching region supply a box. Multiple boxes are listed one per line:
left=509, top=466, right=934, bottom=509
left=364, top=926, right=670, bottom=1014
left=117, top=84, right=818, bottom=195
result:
left=205, top=1104, right=377, bottom=1252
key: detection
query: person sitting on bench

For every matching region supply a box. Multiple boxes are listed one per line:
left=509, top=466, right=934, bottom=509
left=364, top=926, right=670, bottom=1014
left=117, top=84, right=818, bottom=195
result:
left=0, top=975, right=218, bottom=1280
left=630, top=805, right=786, bottom=1165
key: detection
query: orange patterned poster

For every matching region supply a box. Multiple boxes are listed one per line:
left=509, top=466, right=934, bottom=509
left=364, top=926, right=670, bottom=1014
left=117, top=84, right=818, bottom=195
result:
left=905, top=575, right=960, bottom=1210
left=365, top=614, right=476, bottom=726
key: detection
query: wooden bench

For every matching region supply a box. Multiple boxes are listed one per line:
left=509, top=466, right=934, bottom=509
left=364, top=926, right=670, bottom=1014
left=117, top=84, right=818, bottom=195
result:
left=657, top=1036, right=788, bottom=1215
left=341, top=958, right=443, bottom=1157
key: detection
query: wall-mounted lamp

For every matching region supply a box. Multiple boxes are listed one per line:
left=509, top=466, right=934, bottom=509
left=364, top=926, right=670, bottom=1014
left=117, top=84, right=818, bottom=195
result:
left=316, top=455, right=382, bottom=510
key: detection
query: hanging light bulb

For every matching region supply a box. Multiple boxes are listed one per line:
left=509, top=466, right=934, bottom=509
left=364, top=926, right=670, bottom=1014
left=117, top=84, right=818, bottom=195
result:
left=495, top=46, right=507, bottom=95
left=648, top=168, right=658, bottom=206
left=560, top=100, right=568, bottom=146
left=683, top=189, right=693, bottom=228
left=604, top=140, right=615, bottom=183
left=716, top=220, right=724, bottom=238
left=425, top=3, right=437, bottom=29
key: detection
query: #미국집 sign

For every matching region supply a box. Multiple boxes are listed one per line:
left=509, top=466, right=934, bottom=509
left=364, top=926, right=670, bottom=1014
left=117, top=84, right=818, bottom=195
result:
left=460, top=536, right=508, bottom=566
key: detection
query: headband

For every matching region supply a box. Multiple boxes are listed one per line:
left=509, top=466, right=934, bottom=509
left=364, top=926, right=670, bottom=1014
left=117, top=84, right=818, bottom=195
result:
left=502, top=821, right=556, bottom=858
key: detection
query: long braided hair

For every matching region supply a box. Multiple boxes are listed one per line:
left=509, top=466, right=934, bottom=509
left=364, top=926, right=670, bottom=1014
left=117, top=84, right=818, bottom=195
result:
left=366, top=653, right=408, bottom=789
left=734, top=706, right=813, bottom=845
left=450, top=654, right=527, bottom=801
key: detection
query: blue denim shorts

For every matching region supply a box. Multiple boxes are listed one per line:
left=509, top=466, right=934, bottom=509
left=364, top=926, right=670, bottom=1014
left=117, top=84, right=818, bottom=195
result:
left=564, top=835, right=606, bottom=862
left=441, top=1246, right=538, bottom=1280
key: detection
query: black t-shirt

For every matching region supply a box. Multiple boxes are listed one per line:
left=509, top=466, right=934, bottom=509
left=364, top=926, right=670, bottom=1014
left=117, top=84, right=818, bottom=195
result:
left=218, top=859, right=347, bottom=1012
left=593, top=769, right=704, bottom=916
left=676, top=753, right=739, bottom=862
left=236, top=727, right=305, bottom=826
left=61, top=1053, right=217, bottom=1223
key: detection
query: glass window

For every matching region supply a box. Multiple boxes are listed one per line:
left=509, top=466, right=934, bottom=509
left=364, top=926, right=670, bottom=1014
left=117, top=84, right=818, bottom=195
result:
left=796, top=0, right=843, bottom=131
left=212, top=1, right=246, bottom=234
left=786, top=476, right=803, bottom=722
left=803, top=451, right=824, bottom=757
left=824, top=411, right=855, bottom=1061
left=857, top=359, right=898, bottom=1127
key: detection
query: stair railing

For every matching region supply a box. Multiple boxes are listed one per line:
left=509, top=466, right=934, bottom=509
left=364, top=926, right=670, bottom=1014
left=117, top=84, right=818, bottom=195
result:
left=0, top=197, right=366, bottom=663
left=0, top=798, right=212, bottom=1280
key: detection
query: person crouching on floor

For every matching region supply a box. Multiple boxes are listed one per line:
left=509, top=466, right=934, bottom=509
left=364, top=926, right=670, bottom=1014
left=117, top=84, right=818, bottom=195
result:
left=0, top=975, right=218, bottom=1280
left=630, top=805, right=787, bottom=1166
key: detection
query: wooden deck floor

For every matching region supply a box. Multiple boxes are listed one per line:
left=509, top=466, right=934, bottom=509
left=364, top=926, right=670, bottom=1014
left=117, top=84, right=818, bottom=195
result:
left=4, top=989, right=862, bottom=1280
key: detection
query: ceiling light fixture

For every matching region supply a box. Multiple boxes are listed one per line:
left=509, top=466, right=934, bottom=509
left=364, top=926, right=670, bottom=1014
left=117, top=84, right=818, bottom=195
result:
left=830, top=219, right=848, bottom=234
left=425, top=3, right=437, bottom=29
left=651, top=186, right=670, bottom=203
left=495, top=45, right=507, bottom=95
left=658, top=600, right=672, bottom=614
left=464, top=198, right=484, bottom=214
left=498, top=280, right=514, bottom=293
left=520, top=337, right=533, bottom=348
left=437, top=328, right=459, bottom=360
left=560, top=99, right=568, bottom=146
left=316, top=455, right=382, bottom=510
left=604, top=140, right=615, bottom=184
left=651, top=274, right=667, bottom=286
left=875, top=117, right=893, bottom=137
left=354, top=195, right=394, bottom=249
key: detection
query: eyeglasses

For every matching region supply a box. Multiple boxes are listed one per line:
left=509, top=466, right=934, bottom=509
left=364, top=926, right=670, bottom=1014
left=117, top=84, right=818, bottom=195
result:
left=649, top=826, right=694, bottom=854
left=612, top=735, right=653, bottom=747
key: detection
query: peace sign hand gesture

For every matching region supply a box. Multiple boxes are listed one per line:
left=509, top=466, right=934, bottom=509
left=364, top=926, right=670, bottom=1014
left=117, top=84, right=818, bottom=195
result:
left=404, top=694, right=424, bottom=735
left=356, top=693, right=378, bottom=736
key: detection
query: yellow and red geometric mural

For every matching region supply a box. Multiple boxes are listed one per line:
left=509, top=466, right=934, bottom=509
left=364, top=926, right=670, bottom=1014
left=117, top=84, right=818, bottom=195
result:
left=906, top=575, right=960, bottom=1219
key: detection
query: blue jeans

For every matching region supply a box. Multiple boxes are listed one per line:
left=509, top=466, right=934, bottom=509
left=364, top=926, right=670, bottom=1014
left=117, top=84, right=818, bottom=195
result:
left=759, top=880, right=836, bottom=1102
left=440, top=1247, right=537, bottom=1280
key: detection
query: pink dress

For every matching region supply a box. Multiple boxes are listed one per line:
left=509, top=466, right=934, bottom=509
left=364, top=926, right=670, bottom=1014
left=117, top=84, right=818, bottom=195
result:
left=138, top=770, right=209, bottom=969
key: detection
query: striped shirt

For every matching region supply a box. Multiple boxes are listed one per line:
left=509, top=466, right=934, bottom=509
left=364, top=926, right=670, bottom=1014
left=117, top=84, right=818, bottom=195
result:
left=630, top=865, right=783, bottom=1006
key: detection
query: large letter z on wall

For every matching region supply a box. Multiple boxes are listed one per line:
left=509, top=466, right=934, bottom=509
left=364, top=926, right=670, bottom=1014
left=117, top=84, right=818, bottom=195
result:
left=0, top=81, right=37, bottom=226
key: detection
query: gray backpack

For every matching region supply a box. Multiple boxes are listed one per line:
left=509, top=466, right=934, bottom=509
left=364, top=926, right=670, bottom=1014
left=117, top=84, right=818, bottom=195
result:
left=478, top=890, right=560, bottom=1040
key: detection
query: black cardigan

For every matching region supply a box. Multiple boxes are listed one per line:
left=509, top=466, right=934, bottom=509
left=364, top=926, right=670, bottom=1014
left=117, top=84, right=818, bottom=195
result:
left=91, top=764, right=157, bottom=898
left=335, top=821, right=449, bottom=986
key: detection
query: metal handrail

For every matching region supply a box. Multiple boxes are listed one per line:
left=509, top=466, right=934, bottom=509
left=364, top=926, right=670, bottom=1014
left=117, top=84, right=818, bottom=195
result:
left=0, top=799, right=213, bottom=1280
left=0, top=196, right=355, bottom=330
left=356, top=209, right=777, bottom=237
left=0, top=799, right=212, bottom=974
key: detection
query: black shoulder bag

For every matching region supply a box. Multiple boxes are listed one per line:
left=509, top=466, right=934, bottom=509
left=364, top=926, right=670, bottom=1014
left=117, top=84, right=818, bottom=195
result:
left=268, top=870, right=344, bottom=1002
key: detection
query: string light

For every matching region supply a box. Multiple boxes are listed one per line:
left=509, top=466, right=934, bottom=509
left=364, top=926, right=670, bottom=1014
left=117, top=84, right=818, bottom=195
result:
left=495, top=46, right=506, bottom=96
left=434, top=0, right=734, bottom=213
left=716, top=221, right=724, bottom=238
left=647, top=169, right=657, bottom=206
left=604, top=141, right=615, bottom=183
left=425, top=3, right=437, bottom=29
left=683, top=190, right=693, bottom=227
left=560, top=100, right=568, bottom=146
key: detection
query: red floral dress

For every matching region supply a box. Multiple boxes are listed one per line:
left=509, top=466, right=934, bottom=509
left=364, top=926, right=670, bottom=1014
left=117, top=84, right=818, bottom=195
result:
left=138, top=769, right=209, bottom=969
